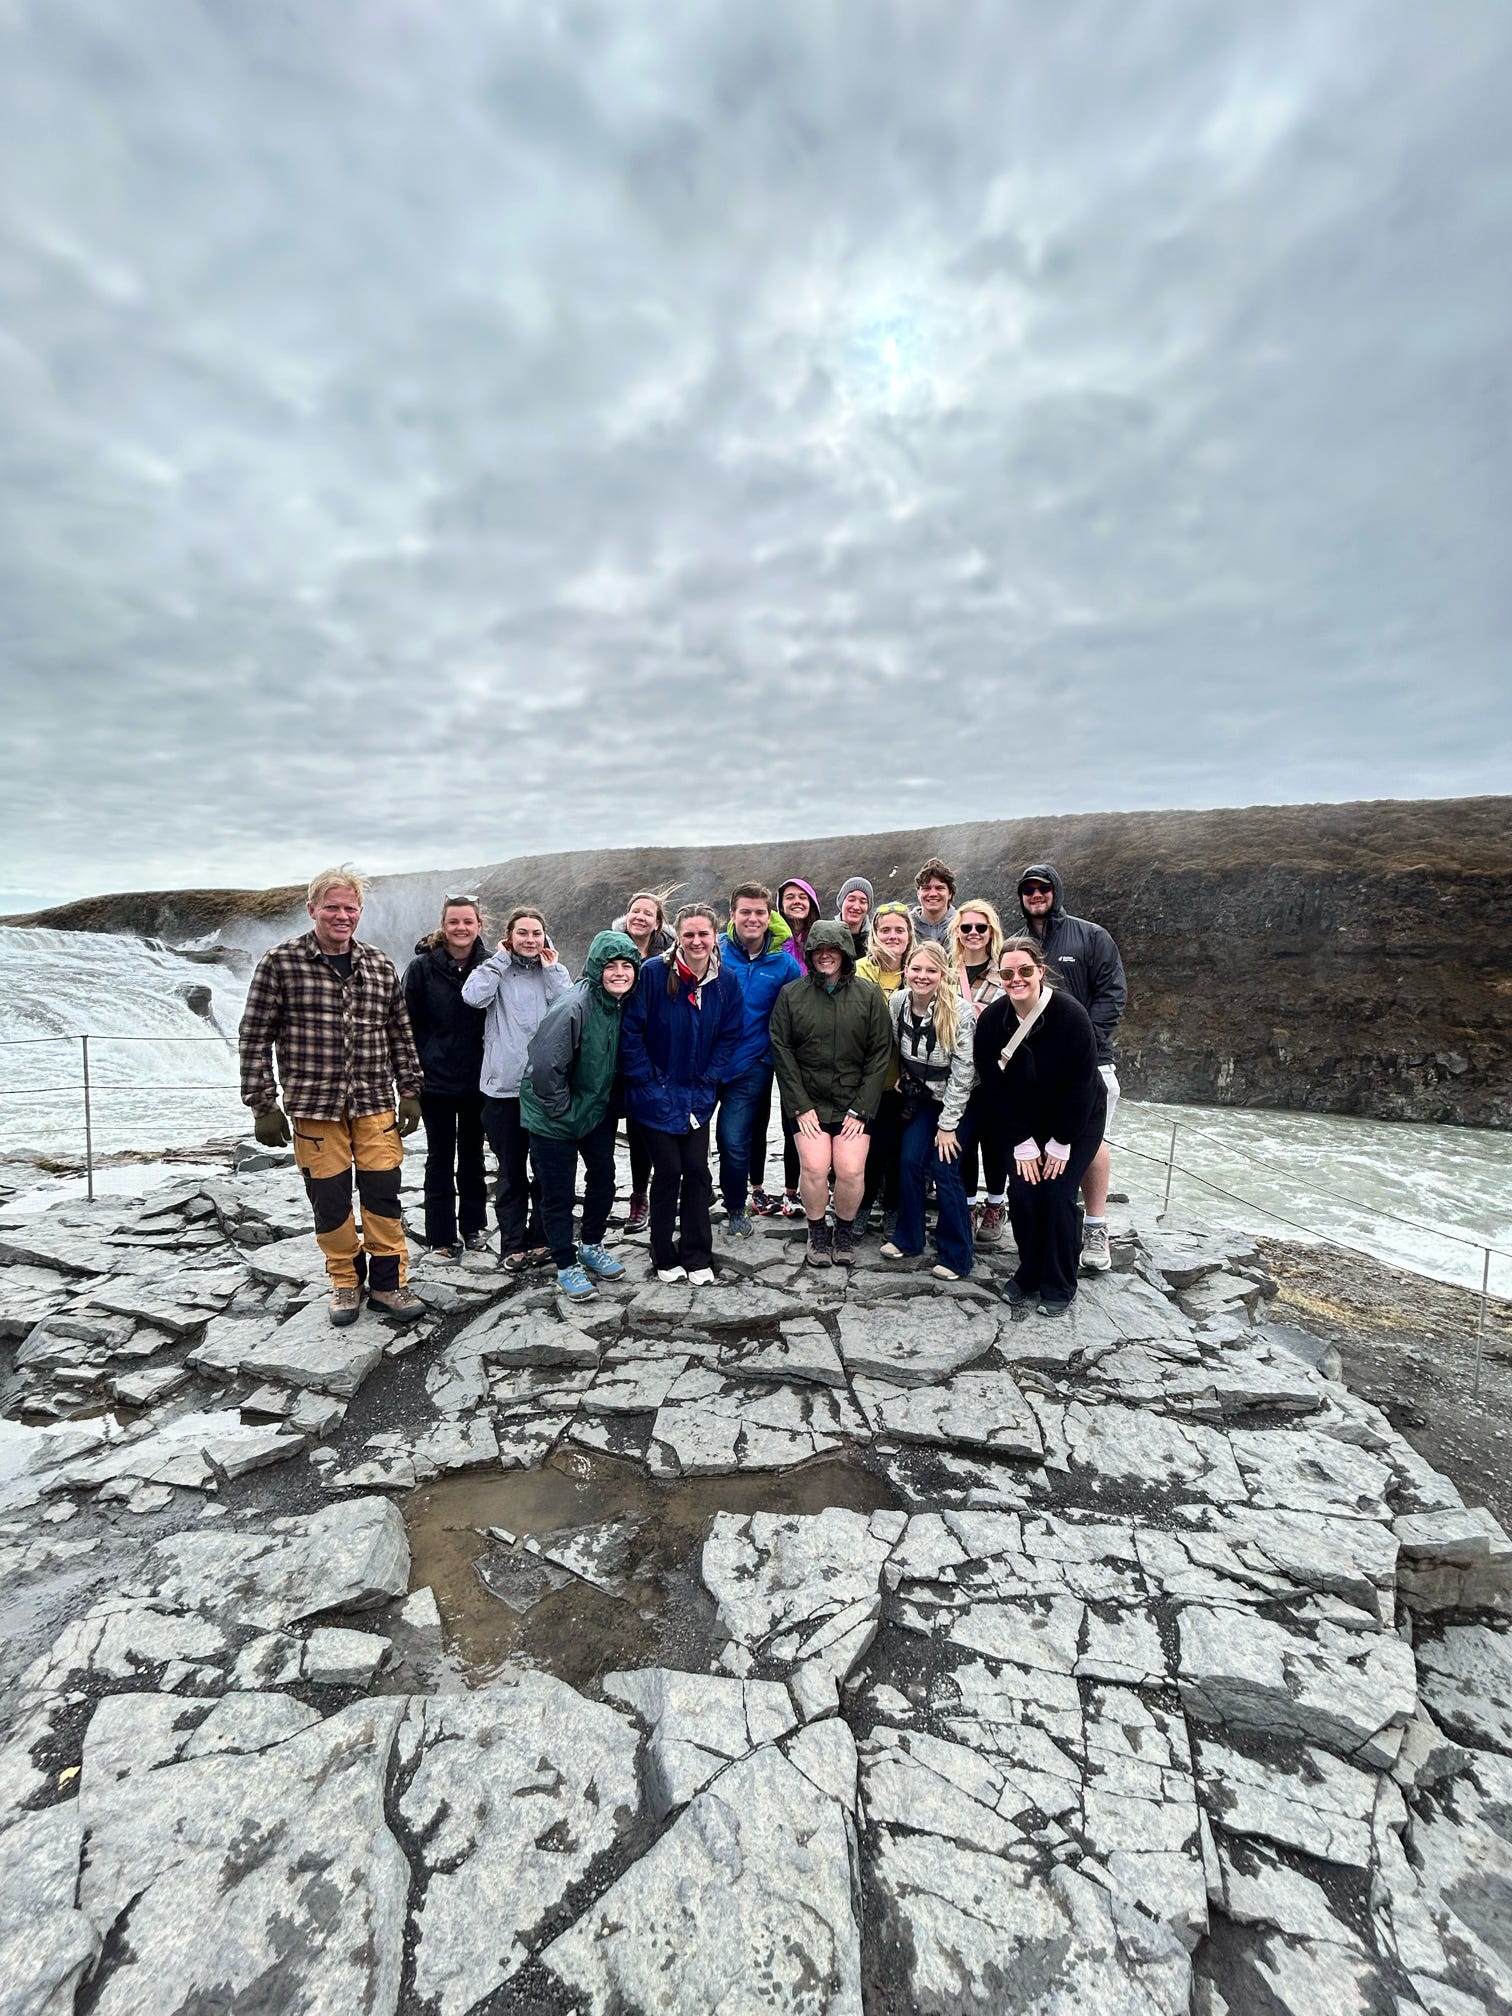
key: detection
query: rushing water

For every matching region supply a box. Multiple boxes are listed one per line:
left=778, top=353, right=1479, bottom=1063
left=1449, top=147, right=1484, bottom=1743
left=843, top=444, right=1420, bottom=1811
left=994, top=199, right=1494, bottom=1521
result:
left=1, top=924, right=1507, bottom=1297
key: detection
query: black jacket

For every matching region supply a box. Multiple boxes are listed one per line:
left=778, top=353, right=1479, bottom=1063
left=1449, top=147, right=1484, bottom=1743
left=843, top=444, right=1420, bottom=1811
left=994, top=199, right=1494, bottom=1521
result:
left=1016, top=864, right=1126, bottom=1065
left=401, top=937, right=489, bottom=1098
left=972, top=987, right=1107, bottom=1153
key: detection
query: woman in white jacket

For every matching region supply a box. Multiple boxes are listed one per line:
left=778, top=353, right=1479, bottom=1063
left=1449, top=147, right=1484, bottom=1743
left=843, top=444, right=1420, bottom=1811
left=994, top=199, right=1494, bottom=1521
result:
left=879, top=942, right=978, bottom=1280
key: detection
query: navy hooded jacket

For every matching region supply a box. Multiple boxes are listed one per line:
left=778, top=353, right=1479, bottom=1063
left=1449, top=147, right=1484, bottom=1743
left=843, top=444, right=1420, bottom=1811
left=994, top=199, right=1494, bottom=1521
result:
left=619, top=948, right=744, bottom=1132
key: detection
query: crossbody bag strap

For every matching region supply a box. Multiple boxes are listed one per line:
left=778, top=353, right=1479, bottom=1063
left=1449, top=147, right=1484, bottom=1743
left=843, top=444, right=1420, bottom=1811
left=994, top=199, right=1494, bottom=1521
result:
left=997, top=988, right=1052, bottom=1070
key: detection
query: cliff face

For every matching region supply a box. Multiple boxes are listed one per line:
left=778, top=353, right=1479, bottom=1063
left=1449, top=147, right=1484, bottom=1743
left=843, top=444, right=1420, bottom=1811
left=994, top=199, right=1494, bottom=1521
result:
left=7, top=797, right=1508, bottom=1128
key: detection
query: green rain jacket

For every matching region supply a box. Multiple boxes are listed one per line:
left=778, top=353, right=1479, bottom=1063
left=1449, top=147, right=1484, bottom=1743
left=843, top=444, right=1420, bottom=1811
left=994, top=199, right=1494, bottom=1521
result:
left=768, top=920, right=893, bottom=1125
left=519, top=930, right=642, bottom=1140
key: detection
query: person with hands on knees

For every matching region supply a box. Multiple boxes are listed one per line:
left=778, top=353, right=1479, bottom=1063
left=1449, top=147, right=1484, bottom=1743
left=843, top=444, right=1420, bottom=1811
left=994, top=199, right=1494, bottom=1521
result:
left=971, top=934, right=1107, bottom=1318
left=402, top=893, right=490, bottom=1257
left=879, top=941, right=978, bottom=1280
left=618, top=904, right=744, bottom=1285
left=519, top=931, right=642, bottom=1303
left=238, top=864, right=425, bottom=1328
left=462, top=905, right=572, bottom=1274
left=768, top=920, right=892, bottom=1271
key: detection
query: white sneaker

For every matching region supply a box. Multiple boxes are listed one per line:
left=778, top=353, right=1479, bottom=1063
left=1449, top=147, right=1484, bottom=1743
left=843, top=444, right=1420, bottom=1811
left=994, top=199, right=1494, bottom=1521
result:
left=687, top=1267, right=716, bottom=1286
left=656, top=1265, right=688, bottom=1284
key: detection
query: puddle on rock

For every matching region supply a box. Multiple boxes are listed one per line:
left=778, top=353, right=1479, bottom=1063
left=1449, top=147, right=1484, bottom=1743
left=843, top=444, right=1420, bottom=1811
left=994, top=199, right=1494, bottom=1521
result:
left=405, top=1450, right=898, bottom=1689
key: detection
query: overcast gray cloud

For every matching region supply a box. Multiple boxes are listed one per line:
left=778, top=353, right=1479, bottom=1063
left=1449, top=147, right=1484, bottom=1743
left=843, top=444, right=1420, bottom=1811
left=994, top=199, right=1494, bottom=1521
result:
left=1, top=0, right=1508, bottom=903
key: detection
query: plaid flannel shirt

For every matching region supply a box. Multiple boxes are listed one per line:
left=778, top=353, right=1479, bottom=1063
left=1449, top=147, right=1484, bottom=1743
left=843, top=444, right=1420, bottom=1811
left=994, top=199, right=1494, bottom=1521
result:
left=238, top=932, right=423, bottom=1119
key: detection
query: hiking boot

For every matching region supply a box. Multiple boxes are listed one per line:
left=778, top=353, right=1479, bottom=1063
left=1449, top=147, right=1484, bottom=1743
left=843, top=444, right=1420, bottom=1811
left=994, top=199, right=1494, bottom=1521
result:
left=328, top=1285, right=362, bottom=1328
left=780, top=1191, right=805, bottom=1220
left=725, top=1212, right=754, bottom=1240
left=579, top=1243, right=625, bottom=1281
left=749, top=1188, right=781, bottom=1218
left=977, top=1202, right=1007, bottom=1246
left=806, top=1222, right=834, bottom=1268
left=831, top=1222, right=856, bottom=1269
left=851, top=1207, right=874, bottom=1239
left=625, top=1194, right=650, bottom=1233
left=463, top=1232, right=493, bottom=1254
left=1080, top=1225, right=1111, bottom=1273
left=687, top=1267, right=716, bottom=1286
left=656, top=1265, right=688, bottom=1284
left=369, top=1286, right=425, bottom=1324
left=556, top=1263, right=598, bottom=1302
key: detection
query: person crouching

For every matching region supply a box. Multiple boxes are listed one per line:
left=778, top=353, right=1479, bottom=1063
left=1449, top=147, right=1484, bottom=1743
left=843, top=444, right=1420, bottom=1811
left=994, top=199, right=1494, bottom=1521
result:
left=519, top=932, right=642, bottom=1303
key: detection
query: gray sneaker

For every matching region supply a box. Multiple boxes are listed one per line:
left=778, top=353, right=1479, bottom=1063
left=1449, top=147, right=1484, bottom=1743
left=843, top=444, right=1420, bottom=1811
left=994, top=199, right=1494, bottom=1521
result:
left=725, top=1213, right=755, bottom=1239
left=1080, top=1225, right=1112, bottom=1274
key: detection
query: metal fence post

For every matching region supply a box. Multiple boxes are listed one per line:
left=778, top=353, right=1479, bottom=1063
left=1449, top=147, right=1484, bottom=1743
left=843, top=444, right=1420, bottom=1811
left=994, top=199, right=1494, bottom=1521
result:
left=1159, top=1121, right=1178, bottom=1220
left=81, top=1033, right=95, bottom=1202
left=1473, top=1246, right=1490, bottom=1401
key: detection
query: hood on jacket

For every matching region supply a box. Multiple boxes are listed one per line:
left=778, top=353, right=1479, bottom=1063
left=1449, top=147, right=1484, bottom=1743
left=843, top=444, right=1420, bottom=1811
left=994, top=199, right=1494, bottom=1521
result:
left=834, top=875, right=874, bottom=920
left=1017, top=863, right=1065, bottom=922
left=776, top=878, right=820, bottom=934
left=723, top=914, right=794, bottom=956
left=584, top=929, right=642, bottom=1006
left=805, top=918, right=858, bottom=981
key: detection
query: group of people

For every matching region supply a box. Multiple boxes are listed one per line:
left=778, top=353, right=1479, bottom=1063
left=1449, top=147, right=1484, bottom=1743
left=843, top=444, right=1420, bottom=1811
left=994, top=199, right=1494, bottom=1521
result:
left=238, top=854, right=1127, bottom=1325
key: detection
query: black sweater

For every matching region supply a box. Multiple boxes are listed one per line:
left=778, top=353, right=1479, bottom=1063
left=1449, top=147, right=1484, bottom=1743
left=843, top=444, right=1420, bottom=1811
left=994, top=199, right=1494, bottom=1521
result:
left=971, top=987, right=1107, bottom=1151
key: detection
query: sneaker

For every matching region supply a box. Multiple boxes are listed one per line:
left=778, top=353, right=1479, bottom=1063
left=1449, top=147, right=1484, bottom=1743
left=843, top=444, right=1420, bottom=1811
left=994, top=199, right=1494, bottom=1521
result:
left=463, top=1232, right=493, bottom=1254
left=780, top=1191, right=805, bottom=1220
left=725, top=1213, right=754, bottom=1240
left=625, top=1194, right=650, bottom=1234
left=977, top=1203, right=1007, bottom=1247
left=831, top=1222, right=856, bottom=1269
left=656, top=1265, right=688, bottom=1284
left=327, top=1285, right=362, bottom=1328
left=1000, top=1279, right=1030, bottom=1307
left=852, top=1207, right=873, bottom=1239
left=932, top=1263, right=963, bottom=1281
left=556, top=1263, right=598, bottom=1302
left=749, top=1188, right=781, bottom=1218
left=879, top=1241, right=907, bottom=1261
left=1037, top=1299, right=1070, bottom=1319
left=687, top=1266, right=716, bottom=1286
left=369, top=1286, right=425, bottom=1324
left=578, top=1242, right=625, bottom=1281
left=805, top=1223, right=834, bottom=1268
left=1080, top=1225, right=1112, bottom=1273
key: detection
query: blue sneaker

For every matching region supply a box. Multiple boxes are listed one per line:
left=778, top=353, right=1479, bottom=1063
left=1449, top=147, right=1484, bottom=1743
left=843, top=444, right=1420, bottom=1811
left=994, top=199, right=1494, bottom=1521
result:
left=556, top=1263, right=598, bottom=1301
left=577, top=1243, right=624, bottom=1281
left=725, top=1213, right=754, bottom=1239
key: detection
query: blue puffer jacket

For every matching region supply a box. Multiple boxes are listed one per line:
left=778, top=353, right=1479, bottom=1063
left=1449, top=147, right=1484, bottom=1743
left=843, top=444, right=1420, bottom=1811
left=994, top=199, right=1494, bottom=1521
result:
left=720, top=924, right=803, bottom=1080
left=619, top=948, right=745, bottom=1132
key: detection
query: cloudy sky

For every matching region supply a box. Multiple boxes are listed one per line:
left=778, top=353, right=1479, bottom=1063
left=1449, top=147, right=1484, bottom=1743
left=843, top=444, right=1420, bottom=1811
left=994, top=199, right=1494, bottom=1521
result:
left=1, top=1, right=1508, bottom=907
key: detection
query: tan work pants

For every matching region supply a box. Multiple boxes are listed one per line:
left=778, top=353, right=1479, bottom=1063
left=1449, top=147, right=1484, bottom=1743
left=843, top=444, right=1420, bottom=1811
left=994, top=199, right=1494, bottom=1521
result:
left=292, top=1110, right=408, bottom=1290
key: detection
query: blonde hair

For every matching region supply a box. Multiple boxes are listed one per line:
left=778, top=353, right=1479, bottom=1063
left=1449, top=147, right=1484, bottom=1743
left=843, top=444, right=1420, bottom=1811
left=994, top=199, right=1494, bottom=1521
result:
left=953, top=897, right=1005, bottom=971
left=903, top=941, right=961, bottom=1053
left=307, top=863, right=369, bottom=906
left=865, top=902, right=916, bottom=972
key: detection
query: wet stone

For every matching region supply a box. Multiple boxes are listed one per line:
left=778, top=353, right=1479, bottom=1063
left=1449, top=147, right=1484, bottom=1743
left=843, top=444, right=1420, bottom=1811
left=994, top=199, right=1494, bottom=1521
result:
left=147, top=1494, right=410, bottom=1628
left=854, top=1368, right=1044, bottom=1458
left=1416, top=1625, right=1512, bottom=1754
left=836, top=1300, right=1000, bottom=1386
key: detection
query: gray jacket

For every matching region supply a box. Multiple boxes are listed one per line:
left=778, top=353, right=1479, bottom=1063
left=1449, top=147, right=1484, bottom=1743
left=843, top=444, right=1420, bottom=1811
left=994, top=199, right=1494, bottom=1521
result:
left=461, top=950, right=573, bottom=1097
left=889, top=986, right=977, bottom=1132
left=909, top=903, right=957, bottom=946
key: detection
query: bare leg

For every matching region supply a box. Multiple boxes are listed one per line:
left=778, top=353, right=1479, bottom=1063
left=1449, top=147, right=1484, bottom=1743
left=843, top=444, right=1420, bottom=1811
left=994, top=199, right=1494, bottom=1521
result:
left=1082, top=1141, right=1110, bottom=1217
left=796, top=1133, right=835, bottom=1219
left=831, top=1134, right=870, bottom=1220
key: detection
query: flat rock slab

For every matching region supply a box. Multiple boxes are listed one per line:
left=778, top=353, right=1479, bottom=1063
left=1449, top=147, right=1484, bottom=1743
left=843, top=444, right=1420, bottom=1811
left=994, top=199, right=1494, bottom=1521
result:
left=836, top=1301, right=1000, bottom=1386
left=704, top=1506, right=907, bottom=1689
left=1136, top=1505, right=1398, bottom=1625
left=649, top=1368, right=868, bottom=1476
left=242, top=1230, right=329, bottom=1285
left=1232, top=1427, right=1393, bottom=1521
left=398, top=1679, right=642, bottom=2014
left=0, top=1800, right=99, bottom=2016
left=0, top=1262, right=78, bottom=1334
left=1063, top=1400, right=1247, bottom=1503
left=0, top=1224, right=125, bottom=1276
left=1141, top=1224, right=1261, bottom=1287
left=541, top=1721, right=863, bottom=2016
left=1416, top=1625, right=1512, bottom=1753
left=452, top=1303, right=601, bottom=1368
left=147, top=1494, right=410, bottom=1627
left=1395, top=1506, right=1512, bottom=1614
left=717, top=1317, right=848, bottom=1388
left=230, top=1300, right=387, bottom=1398
left=55, top=1412, right=300, bottom=1494
left=77, top=1692, right=407, bottom=2016
left=855, top=1369, right=1044, bottom=1458
left=603, top=1665, right=800, bottom=1817
left=85, top=1266, right=246, bottom=1334
left=1178, top=1605, right=1416, bottom=1766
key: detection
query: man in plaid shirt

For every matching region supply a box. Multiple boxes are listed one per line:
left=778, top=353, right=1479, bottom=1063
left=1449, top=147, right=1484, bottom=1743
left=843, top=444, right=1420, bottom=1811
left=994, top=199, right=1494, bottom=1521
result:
left=239, top=865, right=426, bottom=1327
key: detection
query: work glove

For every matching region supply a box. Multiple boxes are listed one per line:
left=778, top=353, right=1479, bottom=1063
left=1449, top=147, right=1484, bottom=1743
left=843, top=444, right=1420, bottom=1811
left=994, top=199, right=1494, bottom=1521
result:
left=254, top=1109, right=292, bottom=1148
left=397, top=1096, right=423, bottom=1138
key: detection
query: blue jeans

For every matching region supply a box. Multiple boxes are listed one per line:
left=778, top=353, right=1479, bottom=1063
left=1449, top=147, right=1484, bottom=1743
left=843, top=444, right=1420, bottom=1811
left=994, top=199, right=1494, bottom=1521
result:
left=893, top=1097, right=974, bottom=1275
left=716, top=1062, right=774, bottom=1214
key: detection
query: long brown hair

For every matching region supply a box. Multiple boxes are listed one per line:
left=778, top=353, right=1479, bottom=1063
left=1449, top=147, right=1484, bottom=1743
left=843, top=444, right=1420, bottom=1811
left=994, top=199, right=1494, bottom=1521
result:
left=425, top=894, right=485, bottom=950
left=666, top=903, right=720, bottom=996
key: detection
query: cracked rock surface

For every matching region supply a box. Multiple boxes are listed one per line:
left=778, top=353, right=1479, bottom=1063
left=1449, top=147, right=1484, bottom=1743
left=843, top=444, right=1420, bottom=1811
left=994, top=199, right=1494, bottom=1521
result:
left=0, top=1159, right=1509, bottom=2014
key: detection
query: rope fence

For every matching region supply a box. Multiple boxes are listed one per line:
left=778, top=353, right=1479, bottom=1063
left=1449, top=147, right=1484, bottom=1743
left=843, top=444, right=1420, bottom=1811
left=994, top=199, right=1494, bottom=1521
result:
left=2, top=1033, right=1506, bottom=1399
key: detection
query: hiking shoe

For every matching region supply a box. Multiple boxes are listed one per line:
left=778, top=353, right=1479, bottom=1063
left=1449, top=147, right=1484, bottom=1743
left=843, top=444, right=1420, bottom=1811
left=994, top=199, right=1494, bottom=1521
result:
left=852, top=1208, right=873, bottom=1239
left=749, top=1188, right=781, bottom=1218
left=1080, top=1225, right=1111, bottom=1273
left=556, top=1263, right=598, bottom=1302
left=832, top=1222, right=856, bottom=1269
left=1037, top=1299, right=1070, bottom=1319
left=932, top=1263, right=964, bottom=1281
left=624, top=1194, right=650, bottom=1233
left=463, top=1232, right=493, bottom=1254
left=370, top=1286, right=425, bottom=1324
left=688, top=1267, right=716, bottom=1286
left=977, top=1203, right=1007, bottom=1247
left=328, top=1285, right=362, bottom=1327
left=780, top=1191, right=805, bottom=1220
left=725, top=1213, right=754, bottom=1240
left=656, top=1265, right=688, bottom=1284
left=1000, top=1279, right=1030, bottom=1308
left=805, top=1223, right=834, bottom=1267
left=579, top=1243, right=625, bottom=1281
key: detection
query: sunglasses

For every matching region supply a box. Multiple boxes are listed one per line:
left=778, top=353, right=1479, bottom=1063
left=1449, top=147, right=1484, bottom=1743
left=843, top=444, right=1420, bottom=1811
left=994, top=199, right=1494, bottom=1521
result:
left=957, top=921, right=991, bottom=935
left=443, top=892, right=481, bottom=905
left=1020, top=882, right=1052, bottom=895
left=1000, top=963, right=1040, bottom=979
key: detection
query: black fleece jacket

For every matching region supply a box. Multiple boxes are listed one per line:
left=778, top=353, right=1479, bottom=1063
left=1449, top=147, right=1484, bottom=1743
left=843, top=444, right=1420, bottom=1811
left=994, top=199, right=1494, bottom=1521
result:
left=401, top=937, right=488, bottom=1098
left=972, top=987, right=1107, bottom=1153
